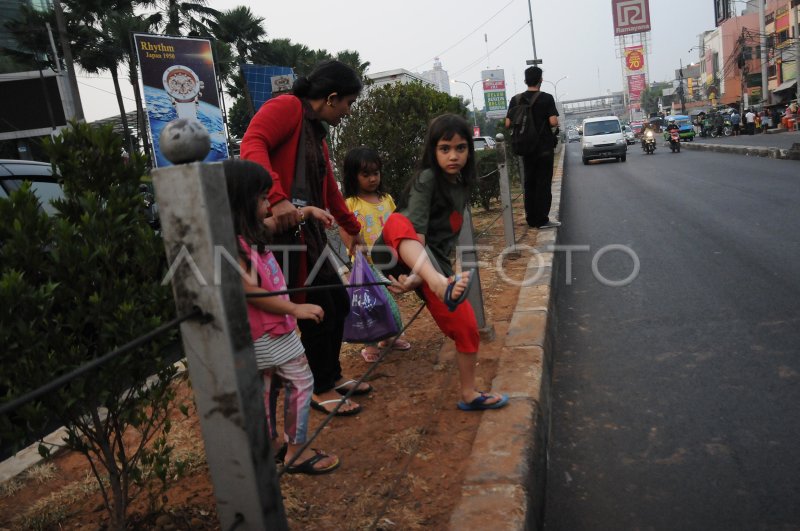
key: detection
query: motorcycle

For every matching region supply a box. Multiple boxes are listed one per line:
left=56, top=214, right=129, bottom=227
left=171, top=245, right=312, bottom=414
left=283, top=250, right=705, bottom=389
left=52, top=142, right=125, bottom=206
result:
left=709, top=118, right=733, bottom=137
left=668, top=129, right=681, bottom=153
left=642, top=130, right=656, bottom=154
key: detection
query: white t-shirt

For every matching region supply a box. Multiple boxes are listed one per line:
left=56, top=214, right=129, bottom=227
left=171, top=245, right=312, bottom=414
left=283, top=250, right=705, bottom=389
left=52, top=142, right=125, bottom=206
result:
left=745, top=112, right=756, bottom=123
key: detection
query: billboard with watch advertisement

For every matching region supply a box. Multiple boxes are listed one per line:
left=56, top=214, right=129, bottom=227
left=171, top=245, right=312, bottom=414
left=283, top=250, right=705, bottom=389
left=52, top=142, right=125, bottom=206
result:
left=134, top=33, right=228, bottom=167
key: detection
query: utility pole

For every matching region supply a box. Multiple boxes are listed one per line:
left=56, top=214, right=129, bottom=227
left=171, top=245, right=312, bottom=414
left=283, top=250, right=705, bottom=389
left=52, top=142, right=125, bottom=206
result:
left=526, top=0, right=541, bottom=65
left=52, top=0, right=84, bottom=122
left=679, top=59, right=686, bottom=114
left=759, top=0, right=769, bottom=106
left=795, top=13, right=800, bottom=119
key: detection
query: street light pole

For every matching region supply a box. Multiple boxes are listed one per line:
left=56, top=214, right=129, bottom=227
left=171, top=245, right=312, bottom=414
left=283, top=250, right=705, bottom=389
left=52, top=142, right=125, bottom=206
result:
left=452, top=79, right=484, bottom=128
left=542, top=76, right=567, bottom=97
left=527, top=0, right=538, bottom=62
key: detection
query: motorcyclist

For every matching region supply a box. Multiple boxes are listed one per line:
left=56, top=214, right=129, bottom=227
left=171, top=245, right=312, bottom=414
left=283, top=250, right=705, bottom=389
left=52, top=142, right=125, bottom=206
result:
left=667, top=118, right=679, bottom=130
left=641, top=123, right=655, bottom=150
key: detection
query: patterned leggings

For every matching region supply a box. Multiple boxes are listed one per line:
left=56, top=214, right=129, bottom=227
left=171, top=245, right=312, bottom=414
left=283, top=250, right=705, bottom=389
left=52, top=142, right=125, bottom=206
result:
left=263, top=354, right=314, bottom=445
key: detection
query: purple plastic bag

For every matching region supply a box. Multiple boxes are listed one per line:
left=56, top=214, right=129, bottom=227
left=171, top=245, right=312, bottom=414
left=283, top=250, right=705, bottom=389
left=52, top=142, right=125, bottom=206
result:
left=343, top=252, right=400, bottom=343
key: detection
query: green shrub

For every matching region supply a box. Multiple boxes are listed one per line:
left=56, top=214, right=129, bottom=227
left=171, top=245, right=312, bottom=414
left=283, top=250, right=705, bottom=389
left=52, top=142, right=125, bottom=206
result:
left=0, top=122, right=184, bottom=529
left=333, top=81, right=468, bottom=202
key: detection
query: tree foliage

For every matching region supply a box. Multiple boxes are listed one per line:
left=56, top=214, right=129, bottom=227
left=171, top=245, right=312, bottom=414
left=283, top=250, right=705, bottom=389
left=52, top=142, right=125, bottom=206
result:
left=0, top=122, right=185, bottom=529
left=333, top=82, right=468, bottom=202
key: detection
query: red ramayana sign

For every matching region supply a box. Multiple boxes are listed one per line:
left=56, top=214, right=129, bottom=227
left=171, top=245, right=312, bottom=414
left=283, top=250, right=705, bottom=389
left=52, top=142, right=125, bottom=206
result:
left=612, top=0, right=651, bottom=36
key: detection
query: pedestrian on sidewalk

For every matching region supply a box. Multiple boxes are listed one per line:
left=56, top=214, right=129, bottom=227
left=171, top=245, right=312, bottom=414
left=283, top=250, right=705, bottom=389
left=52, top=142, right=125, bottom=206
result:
left=745, top=108, right=756, bottom=135
left=505, top=66, right=561, bottom=229
left=730, top=109, right=741, bottom=136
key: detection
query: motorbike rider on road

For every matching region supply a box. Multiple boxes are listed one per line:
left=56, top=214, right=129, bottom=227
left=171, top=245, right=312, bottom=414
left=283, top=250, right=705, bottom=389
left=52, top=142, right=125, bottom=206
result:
left=666, top=118, right=680, bottom=133
left=641, top=123, right=656, bottom=150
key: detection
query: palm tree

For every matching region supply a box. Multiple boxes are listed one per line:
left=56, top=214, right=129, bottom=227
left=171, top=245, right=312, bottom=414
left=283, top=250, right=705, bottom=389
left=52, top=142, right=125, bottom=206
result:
left=74, top=22, right=133, bottom=149
left=336, top=49, right=370, bottom=78
left=152, top=0, right=220, bottom=36
left=208, top=6, right=265, bottom=62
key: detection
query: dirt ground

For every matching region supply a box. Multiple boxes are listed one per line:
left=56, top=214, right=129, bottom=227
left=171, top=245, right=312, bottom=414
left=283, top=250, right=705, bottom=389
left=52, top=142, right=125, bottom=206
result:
left=0, top=194, right=534, bottom=530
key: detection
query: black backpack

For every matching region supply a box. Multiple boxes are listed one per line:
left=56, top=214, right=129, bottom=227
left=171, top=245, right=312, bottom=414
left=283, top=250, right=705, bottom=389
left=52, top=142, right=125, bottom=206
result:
left=509, top=91, right=544, bottom=156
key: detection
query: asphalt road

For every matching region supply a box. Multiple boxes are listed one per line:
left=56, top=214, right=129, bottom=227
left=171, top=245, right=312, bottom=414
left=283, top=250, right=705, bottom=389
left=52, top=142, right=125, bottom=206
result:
left=544, top=143, right=800, bottom=530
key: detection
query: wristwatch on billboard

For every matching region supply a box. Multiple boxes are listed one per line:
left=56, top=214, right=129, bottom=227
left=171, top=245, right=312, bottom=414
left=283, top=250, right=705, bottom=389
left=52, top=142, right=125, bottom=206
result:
left=162, top=65, right=204, bottom=120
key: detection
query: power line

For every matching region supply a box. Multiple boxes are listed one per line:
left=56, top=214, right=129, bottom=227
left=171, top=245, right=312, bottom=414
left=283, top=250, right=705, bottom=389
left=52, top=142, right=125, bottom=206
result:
left=451, top=21, right=530, bottom=78
left=411, top=0, right=517, bottom=72
left=78, top=80, right=137, bottom=102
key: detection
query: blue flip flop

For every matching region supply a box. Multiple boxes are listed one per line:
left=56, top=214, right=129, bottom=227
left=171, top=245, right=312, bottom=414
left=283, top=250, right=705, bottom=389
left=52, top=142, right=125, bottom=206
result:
left=443, top=269, right=476, bottom=312
left=457, top=392, right=509, bottom=411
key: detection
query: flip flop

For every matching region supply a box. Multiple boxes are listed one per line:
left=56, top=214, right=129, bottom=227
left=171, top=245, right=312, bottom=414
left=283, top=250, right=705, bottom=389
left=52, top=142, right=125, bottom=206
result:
left=379, top=338, right=412, bottom=351
left=284, top=449, right=340, bottom=475
left=457, top=391, right=509, bottom=411
left=360, top=347, right=381, bottom=363
left=334, top=379, right=373, bottom=396
left=310, top=398, right=362, bottom=416
left=443, top=269, right=476, bottom=312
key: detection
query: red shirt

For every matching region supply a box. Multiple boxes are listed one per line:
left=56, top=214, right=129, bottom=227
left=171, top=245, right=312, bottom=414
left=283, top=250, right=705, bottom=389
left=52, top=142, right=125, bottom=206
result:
left=240, top=94, right=360, bottom=236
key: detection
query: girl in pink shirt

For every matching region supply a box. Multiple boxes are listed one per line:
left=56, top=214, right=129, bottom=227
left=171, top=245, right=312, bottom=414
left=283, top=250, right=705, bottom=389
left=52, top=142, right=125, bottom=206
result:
left=224, top=159, right=340, bottom=475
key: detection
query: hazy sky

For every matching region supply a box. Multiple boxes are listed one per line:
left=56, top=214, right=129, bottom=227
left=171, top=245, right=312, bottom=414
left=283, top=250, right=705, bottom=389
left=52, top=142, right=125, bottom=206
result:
left=78, top=0, right=718, bottom=121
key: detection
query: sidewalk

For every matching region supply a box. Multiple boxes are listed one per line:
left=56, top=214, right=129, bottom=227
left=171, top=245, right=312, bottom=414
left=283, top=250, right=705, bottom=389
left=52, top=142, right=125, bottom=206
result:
left=683, top=129, right=800, bottom=160
left=448, top=145, right=565, bottom=530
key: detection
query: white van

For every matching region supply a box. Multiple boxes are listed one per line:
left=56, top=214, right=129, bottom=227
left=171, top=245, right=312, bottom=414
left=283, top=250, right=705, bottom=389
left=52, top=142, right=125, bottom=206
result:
left=580, top=115, right=627, bottom=164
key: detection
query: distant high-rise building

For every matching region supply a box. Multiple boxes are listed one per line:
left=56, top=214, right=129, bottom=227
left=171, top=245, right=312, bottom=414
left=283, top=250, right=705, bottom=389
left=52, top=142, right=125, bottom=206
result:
left=420, top=58, right=451, bottom=95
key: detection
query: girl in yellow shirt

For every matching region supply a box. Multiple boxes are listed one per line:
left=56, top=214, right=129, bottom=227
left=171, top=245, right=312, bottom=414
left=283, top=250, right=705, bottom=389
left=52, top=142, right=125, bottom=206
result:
left=342, top=147, right=411, bottom=361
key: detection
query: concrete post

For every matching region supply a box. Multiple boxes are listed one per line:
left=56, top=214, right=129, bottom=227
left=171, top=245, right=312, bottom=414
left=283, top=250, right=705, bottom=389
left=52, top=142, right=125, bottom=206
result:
left=494, top=134, right=518, bottom=254
left=152, top=158, right=288, bottom=530
left=458, top=206, right=495, bottom=341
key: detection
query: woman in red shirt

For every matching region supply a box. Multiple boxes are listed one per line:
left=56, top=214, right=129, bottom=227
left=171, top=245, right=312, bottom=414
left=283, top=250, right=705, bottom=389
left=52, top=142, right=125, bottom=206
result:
left=241, top=60, right=368, bottom=416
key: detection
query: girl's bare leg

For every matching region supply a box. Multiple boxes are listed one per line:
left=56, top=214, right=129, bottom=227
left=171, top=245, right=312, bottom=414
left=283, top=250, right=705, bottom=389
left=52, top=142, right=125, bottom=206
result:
left=457, top=352, right=504, bottom=405
left=396, top=238, right=470, bottom=301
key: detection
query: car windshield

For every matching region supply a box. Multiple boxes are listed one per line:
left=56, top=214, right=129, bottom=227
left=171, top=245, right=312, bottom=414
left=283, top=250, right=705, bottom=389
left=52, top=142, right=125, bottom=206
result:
left=676, top=119, right=691, bottom=128
left=584, top=120, right=621, bottom=136
left=474, top=139, right=488, bottom=150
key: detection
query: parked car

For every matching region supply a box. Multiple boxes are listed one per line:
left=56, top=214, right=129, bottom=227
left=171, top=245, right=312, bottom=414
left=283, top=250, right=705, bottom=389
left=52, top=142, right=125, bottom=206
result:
left=473, top=136, right=497, bottom=151
left=0, top=159, right=159, bottom=229
left=0, top=159, right=63, bottom=215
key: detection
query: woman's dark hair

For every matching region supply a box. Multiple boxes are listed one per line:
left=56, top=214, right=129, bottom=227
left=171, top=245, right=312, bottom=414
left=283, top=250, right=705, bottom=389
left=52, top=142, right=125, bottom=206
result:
left=223, top=159, right=273, bottom=253
left=342, top=146, right=385, bottom=199
left=292, top=59, right=363, bottom=100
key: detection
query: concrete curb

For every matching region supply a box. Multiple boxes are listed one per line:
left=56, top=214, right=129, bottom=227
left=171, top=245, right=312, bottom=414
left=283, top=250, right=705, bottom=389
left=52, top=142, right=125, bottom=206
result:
left=682, top=141, right=800, bottom=160
left=448, top=145, right=565, bottom=531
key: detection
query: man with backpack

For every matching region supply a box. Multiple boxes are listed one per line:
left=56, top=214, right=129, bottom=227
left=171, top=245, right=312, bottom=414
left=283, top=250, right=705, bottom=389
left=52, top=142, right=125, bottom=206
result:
left=505, top=66, right=561, bottom=229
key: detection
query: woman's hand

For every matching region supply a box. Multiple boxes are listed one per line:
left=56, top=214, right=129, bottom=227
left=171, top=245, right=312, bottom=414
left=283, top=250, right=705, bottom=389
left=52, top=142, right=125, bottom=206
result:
left=270, top=199, right=301, bottom=233
left=292, top=303, right=324, bottom=323
left=303, top=206, right=335, bottom=229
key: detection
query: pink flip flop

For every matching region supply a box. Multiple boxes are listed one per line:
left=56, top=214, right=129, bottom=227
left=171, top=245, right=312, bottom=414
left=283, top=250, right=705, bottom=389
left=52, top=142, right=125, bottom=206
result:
left=360, top=347, right=380, bottom=363
left=378, top=338, right=412, bottom=351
